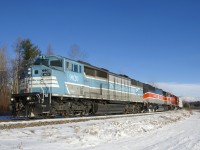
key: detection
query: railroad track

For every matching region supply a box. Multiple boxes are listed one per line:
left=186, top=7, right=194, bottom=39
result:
left=0, top=111, right=169, bottom=130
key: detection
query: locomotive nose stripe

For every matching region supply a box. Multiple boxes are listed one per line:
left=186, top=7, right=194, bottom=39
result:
left=20, top=76, right=60, bottom=88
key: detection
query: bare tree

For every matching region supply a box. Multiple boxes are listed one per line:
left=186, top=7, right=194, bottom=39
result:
left=67, top=44, right=88, bottom=61
left=0, top=46, right=10, bottom=113
left=46, top=43, right=54, bottom=56
left=11, top=37, right=23, bottom=94
left=0, top=47, right=7, bottom=89
left=10, top=58, right=18, bottom=94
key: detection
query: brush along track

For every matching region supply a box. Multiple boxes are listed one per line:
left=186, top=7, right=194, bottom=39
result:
left=0, top=111, right=167, bottom=130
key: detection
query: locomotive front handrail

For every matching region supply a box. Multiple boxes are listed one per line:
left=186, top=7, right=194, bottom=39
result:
left=40, top=78, right=51, bottom=104
left=29, top=77, right=45, bottom=103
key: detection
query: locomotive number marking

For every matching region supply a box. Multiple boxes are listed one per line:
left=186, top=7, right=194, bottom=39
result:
left=69, top=75, right=79, bottom=82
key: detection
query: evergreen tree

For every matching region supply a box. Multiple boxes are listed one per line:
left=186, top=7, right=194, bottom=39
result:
left=21, top=39, right=41, bottom=68
left=12, top=38, right=41, bottom=93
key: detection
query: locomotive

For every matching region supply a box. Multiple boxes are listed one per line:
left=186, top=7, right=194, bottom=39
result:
left=10, top=55, right=180, bottom=117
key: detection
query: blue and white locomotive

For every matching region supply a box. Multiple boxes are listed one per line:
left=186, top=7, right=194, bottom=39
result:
left=11, top=55, right=146, bottom=117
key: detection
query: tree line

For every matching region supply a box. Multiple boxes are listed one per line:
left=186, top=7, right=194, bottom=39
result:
left=0, top=38, right=41, bottom=114
left=0, top=38, right=86, bottom=114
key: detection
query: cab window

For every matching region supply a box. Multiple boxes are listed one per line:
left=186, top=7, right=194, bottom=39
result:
left=34, top=59, right=49, bottom=66
left=74, top=64, right=78, bottom=72
left=50, top=60, right=62, bottom=67
left=66, top=61, right=82, bottom=73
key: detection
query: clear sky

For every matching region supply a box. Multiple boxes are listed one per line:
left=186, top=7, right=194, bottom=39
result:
left=0, top=0, right=200, bottom=97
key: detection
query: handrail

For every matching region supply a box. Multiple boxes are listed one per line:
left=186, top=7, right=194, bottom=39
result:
left=40, top=78, right=51, bottom=104
left=28, top=76, right=52, bottom=105
left=28, top=77, right=45, bottom=103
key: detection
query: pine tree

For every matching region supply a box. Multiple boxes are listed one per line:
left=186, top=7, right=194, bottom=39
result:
left=12, top=38, right=41, bottom=94
left=21, top=39, right=41, bottom=68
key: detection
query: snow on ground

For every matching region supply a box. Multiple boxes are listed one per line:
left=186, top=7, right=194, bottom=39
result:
left=0, top=110, right=199, bottom=150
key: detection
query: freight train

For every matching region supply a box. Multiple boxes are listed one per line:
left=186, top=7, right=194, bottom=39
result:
left=10, top=55, right=181, bottom=117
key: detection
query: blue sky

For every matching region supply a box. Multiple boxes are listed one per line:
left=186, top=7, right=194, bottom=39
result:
left=0, top=0, right=200, bottom=97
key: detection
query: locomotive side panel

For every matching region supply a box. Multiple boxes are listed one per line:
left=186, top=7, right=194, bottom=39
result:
left=83, top=66, right=109, bottom=100
left=108, top=74, right=132, bottom=102
left=130, top=79, right=144, bottom=103
left=108, top=74, right=115, bottom=100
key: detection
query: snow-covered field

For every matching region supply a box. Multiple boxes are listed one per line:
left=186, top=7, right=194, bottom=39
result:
left=0, top=110, right=199, bottom=150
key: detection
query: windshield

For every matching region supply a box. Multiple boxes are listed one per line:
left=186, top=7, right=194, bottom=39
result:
left=50, top=60, right=63, bottom=67
left=33, top=58, right=49, bottom=66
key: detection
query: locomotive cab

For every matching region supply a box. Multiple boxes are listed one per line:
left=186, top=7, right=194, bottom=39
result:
left=11, top=55, right=64, bottom=117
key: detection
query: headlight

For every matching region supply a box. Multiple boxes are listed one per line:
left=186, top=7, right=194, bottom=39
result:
left=10, top=98, right=15, bottom=101
left=27, top=97, right=31, bottom=100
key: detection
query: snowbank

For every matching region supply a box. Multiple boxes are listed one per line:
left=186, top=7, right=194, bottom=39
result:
left=0, top=110, right=192, bottom=150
